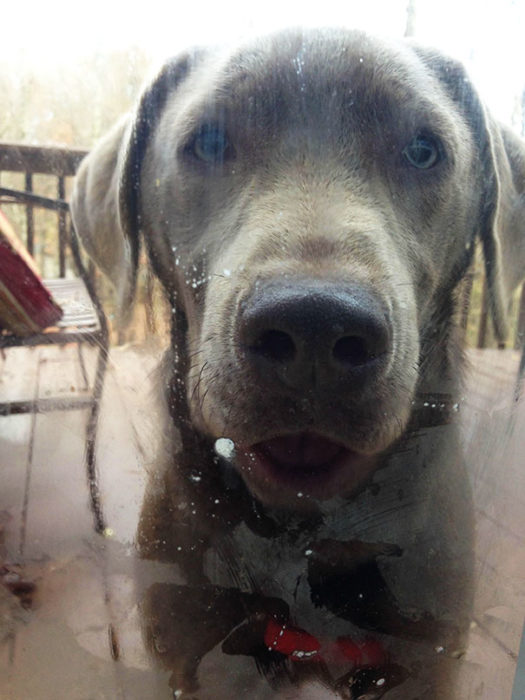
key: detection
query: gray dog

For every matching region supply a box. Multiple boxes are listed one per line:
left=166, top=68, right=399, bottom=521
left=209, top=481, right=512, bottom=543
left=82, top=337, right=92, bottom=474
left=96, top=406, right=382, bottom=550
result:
left=72, top=29, right=525, bottom=699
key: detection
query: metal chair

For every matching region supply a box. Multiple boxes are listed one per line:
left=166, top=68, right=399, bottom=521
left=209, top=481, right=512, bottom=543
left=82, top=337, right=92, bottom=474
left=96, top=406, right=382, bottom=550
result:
left=0, top=186, right=108, bottom=533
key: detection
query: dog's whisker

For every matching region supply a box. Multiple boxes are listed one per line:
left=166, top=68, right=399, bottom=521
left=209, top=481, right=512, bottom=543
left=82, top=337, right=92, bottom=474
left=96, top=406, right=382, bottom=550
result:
left=190, top=361, right=209, bottom=403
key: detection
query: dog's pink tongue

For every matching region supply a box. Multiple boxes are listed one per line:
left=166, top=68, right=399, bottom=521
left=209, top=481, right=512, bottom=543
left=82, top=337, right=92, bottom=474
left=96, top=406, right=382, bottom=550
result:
left=259, top=433, right=344, bottom=469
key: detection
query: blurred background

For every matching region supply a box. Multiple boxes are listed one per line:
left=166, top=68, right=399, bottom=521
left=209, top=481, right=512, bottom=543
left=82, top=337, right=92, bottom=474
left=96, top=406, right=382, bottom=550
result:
left=2, top=0, right=524, bottom=146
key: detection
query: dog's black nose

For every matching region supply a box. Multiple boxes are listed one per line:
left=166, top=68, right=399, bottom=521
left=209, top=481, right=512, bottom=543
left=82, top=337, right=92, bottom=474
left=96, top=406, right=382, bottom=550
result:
left=239, top=280, right=391, bottom=390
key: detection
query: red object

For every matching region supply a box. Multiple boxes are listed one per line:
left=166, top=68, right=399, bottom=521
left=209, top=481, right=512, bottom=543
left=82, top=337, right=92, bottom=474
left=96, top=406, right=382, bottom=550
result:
left=0, top=209, right=63, bottom=335
left=264, top=619, right=321, bottom=660
left=263, top=617, right=387, bottom=667
left=334, top=636, right=386, bottom=667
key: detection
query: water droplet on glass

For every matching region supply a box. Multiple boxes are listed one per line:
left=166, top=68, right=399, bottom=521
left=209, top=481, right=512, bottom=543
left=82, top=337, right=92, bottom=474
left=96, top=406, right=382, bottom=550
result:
left=214, top=438, right=235, bottom=460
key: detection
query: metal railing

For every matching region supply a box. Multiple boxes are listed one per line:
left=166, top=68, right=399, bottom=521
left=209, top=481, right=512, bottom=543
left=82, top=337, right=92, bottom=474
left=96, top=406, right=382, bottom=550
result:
left=0, top=143, right=87, bottom=276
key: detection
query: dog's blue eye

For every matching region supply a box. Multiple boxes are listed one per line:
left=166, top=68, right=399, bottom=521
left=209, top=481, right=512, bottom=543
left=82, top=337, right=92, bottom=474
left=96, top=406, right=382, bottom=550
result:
left=190, top=124, right=231, bottom=164
left=403, top=135, right=442, bottom=169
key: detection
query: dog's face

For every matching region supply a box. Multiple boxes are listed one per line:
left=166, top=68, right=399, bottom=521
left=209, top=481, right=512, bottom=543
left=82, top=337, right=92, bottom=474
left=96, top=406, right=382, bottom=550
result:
left=138, top=31, right=484, bottom=507
left=72, top=29, right=525, bottom=510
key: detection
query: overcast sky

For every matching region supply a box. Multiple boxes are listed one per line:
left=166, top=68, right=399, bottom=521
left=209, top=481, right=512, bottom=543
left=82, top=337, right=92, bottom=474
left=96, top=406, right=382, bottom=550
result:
left=2, top=0, right=524, bottom=126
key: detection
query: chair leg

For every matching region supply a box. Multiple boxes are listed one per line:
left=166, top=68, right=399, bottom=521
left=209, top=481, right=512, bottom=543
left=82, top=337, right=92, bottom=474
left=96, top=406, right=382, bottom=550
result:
left=85, top=342, right=109, bottom=534
left=70, top=220, right=111, bottom=534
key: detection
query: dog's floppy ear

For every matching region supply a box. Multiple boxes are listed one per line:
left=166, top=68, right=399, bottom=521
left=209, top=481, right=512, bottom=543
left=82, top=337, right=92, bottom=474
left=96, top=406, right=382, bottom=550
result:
left=481, top=122, right=525, bottom=341
left=71, top=117, right=134, bottom=312
left=70, top=54, right=196, bottom=315
left=413, top=46, right=525, bottom=342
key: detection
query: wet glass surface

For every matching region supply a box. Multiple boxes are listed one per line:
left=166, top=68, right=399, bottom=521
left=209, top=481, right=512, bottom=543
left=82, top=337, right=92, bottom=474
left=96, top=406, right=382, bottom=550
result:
left=1, top=10, right=525, bottom=700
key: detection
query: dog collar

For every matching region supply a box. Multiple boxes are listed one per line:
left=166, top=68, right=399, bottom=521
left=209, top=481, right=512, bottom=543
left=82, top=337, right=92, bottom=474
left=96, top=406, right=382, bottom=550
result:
left=410, top=392, right=459, bottom=428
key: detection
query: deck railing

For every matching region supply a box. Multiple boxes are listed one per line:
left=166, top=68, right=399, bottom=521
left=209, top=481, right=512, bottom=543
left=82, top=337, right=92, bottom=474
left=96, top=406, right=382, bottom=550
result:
left=1, top=141, right=524, bottom=351
left=0, top=143, right=87, bottom=276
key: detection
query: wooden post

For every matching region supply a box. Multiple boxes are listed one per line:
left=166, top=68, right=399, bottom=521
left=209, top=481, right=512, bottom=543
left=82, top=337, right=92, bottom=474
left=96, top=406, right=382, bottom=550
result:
left=58, top=176, right=66, bottom=277
left=459, top=270, right=474, bottom=340
left=145, top=268, right=156, bottom=336
left=516, top=281, right=525, bottom=351
left=25, top=172, right=34, bottom=256
left=477, top=276, right=489, bottom=349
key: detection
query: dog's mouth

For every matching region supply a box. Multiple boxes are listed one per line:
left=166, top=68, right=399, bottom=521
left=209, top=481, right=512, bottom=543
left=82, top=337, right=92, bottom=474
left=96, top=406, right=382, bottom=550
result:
left=234, top=431, right=377, bottom=504
left=257, top=432, right=346, bottom=472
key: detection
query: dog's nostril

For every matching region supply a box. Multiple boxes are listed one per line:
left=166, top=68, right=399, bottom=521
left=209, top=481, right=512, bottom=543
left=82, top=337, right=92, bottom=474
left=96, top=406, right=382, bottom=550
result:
left=332, top=335, right=371, bottom=366
left=251, top=330, right=296, bottom=363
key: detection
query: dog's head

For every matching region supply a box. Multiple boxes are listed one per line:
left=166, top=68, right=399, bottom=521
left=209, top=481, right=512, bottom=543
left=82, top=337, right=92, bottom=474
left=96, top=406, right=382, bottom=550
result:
left=71, top=29, right=525, bottom=508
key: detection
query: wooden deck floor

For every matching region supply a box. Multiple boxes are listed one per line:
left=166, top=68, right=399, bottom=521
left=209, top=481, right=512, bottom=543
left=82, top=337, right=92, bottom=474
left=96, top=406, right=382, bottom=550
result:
left=0, top=342, right=524, bottom=699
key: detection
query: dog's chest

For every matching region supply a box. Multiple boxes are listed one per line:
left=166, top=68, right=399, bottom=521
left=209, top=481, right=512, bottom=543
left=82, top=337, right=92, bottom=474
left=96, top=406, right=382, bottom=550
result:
left=203, top=478, right=411, bottom=637
left=203, top=518, right=352, bottom=638
left=202, top=430, right=473, bottom=634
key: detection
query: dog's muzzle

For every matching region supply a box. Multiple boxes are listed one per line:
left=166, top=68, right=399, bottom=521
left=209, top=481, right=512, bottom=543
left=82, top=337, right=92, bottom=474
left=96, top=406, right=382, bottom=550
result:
left=229, top=279, right=392, bottom=503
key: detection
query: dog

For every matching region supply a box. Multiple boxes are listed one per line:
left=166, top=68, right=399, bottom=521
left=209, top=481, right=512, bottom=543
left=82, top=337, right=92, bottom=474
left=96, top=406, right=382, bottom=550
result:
left=71, top=28, right=525, bottom=698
